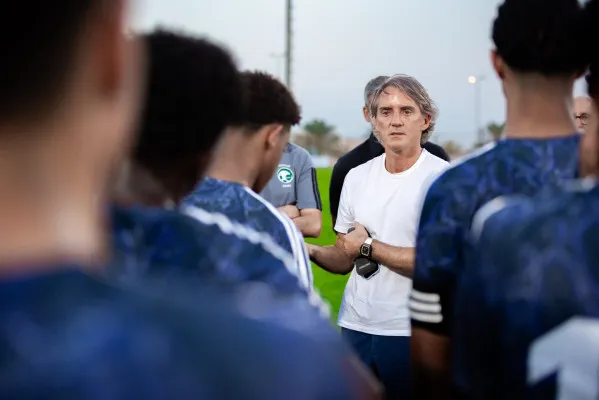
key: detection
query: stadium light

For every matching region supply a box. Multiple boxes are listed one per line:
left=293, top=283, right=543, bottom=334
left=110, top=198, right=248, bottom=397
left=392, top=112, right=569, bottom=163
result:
left=468, top=75, right=485, bottom=145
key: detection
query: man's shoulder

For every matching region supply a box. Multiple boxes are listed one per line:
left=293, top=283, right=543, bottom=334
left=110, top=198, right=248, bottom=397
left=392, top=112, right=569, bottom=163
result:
left=287, top=143, right=312, bottom=162
left=423, top=141, right=450, bottom=162
left=420, top=150, right=450, bottom=176
left=473, top=180, right=598, bottom=251
left=425, top=142, right=497, bottom=196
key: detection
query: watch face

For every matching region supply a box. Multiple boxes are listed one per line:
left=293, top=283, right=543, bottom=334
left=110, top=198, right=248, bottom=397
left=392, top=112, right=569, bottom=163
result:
left=360, top=244, right=371, bottom=257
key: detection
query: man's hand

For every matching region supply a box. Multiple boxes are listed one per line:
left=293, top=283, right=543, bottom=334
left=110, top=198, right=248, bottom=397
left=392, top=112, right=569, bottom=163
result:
left=278, top=205, right=300, bottom=219
left=344, top=222, right=368, bottom=259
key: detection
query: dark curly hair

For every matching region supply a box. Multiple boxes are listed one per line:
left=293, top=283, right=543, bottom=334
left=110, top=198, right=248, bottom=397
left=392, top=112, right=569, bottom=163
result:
left=134, top=29, right=242, bottom=174
left=492, top=0, right=587, bottom=75
left=237, top=71, right=300, bottom=131
left=0, top=1, right=101, bottom=120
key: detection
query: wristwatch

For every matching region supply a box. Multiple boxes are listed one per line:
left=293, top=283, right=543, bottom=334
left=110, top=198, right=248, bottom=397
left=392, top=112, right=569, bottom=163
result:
left=360, top=237, right=373, bottom=258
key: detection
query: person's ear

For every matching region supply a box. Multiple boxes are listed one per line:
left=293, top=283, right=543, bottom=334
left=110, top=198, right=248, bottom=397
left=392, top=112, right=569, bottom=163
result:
left=363, top=106, right=371, bottom=122
left=421, top=114, right=431, bottom=132
left=491, top=49, right=505, bottom=80
left=260, top=124, right=284, bottom=150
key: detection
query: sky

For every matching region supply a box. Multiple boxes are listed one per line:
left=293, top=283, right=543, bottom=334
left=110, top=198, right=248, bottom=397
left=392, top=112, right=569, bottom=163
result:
left=132, top=0, right=587, bottom=147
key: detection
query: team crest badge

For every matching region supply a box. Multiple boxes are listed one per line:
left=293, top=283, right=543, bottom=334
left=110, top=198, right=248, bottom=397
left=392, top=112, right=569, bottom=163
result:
left=277, top=167, right=294, bottom=184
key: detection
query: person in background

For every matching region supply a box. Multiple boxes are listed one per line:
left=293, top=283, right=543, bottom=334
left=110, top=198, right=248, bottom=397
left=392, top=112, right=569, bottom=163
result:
left=307, top=74, right=449, bottom=399
left=329, top=75, right=450, bottom=226
left=109, top=30, right=307, bottom=299
left=182, top=71, right=315, bottom=294
left=410, top=0, right=587, bottom=397
left=261, top=142, right=323, bottom=238
left=574, top=95, right=593, bottom=133
left=452, top=2, right=599, bottom=396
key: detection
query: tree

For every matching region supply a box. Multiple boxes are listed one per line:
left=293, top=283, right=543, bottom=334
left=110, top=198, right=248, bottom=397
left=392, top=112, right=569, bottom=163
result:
left=486, top=122, right=505, bottom=141
left=302, top=119, right=339, bottom=156
left=304, top=119, right=335, bottom=138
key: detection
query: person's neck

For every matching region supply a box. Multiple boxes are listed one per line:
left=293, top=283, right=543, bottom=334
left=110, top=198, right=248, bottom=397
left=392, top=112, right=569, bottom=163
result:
left=206, top=135, right=260, bottom=188
left=112, top=161, right=172, bottom=208
left=504, top=80, right=577, bottom=139
left=384, top=145, right=422, bottom=174
left=0, top=138, right=105, bottom=272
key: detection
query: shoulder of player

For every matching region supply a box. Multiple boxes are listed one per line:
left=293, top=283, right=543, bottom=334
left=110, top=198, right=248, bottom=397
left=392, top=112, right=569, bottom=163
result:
left=287, top=143, right=312, bottom=161
left=471, top=180, right=596, bottom=246
left=422, top=143, right=496, bottom=198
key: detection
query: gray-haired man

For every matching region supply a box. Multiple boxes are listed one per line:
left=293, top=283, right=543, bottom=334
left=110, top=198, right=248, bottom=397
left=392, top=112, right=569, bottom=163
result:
left=307, top=74, right=449, bottom=398
left=329, top=76, right=449, bottom=227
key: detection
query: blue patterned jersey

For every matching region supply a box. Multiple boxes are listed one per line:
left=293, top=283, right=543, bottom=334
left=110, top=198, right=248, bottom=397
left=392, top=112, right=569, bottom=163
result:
left=182, top=177, right=313, bottom=291
left=411, top=136, right=580, bottom=335
left=453, top=180, right=599, bottom=399
left=109, top=205, right=306, bottom=298
left=0, top=267, right=361, bottom=399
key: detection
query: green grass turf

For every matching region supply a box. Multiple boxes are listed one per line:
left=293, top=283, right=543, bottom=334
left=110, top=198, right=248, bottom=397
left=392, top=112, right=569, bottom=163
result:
left=305, top=167, right=349, bottom=322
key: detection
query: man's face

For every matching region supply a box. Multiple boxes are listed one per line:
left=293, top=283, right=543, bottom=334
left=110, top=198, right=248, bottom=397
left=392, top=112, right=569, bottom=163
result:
left=371, top=86, right=429, bottom=153
left=574, top=97, right=593, bottom=133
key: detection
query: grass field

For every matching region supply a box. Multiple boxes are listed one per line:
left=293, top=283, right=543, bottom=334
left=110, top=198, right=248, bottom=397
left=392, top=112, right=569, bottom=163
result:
left=305, top=168, right=349, bottom=322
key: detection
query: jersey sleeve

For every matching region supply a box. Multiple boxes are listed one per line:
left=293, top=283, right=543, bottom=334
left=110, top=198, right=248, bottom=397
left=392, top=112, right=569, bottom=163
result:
left=452, top=225, right=502, bottom=396
left=279, top=213, right=314, bottom=291
left=295, top=150, right=322, bottom=211
left=333, top=170, right=355, bottom=234
left=410, top=177, right=462, bottom=336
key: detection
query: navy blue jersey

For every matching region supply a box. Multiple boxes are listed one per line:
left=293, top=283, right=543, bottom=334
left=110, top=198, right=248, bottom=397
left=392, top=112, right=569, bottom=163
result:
left=182, top=177, right=313, bottom=290
left=0, top=267, right=360, bottom=399
left=109, top=205, right=306, bottom=298
left=411, top=136, right=580, bottom=335
left=453, top=180, right=599, bottom=399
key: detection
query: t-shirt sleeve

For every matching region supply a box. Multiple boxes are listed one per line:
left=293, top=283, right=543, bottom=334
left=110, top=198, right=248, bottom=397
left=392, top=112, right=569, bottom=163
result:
left=295, top=150, right=322, bottom=211
left=410, top=177, right=462, bottom=336
left=333, top=170, right=355, bottom=234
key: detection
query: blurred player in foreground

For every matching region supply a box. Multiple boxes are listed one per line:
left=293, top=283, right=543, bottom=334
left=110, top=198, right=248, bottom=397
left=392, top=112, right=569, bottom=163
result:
left=411, top=0, right=588, bottom=397
left=109, top=30, right=305, bottom=298
left=453, top=3, right=599, bottom=396
left=0, top=1, right=380, bottom=398
left=182, top=71, right=314, bottom=293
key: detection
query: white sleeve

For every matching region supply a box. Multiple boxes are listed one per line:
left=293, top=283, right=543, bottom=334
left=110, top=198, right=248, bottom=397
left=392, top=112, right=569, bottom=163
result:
left=334, top=170, right=355, bottom=234
left=278, top=213, right=313, bottom=291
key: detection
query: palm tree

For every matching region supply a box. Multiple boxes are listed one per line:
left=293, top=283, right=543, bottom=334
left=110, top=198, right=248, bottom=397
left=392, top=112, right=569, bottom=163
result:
left=303, top=119, right=337, bottom=155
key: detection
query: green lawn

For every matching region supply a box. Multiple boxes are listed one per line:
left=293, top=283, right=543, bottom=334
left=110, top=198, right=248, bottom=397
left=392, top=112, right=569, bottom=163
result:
left=305, top=167, right=349, bottom=322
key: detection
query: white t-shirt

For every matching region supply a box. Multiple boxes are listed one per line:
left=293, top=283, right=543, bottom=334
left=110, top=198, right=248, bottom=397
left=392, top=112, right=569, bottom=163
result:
left=335, top=150, right=448, bottom=336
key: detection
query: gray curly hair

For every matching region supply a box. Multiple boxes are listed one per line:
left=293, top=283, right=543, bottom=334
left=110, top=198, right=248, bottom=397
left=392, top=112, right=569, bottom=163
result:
left=369, top=74, right=439, bottom=145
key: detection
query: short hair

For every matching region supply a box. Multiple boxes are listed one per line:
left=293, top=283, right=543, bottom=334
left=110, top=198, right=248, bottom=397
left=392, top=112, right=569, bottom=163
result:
left=133, top=29, right=242, bottom=171
left=237, top=71, right=301, bottom=131
left=369, top=74, right=439, bottom=144
left=364, top=76, right=389, bottom=106
left=0, top=1, right=102, bottom=120
left=492, top=0, right=588, bottom=76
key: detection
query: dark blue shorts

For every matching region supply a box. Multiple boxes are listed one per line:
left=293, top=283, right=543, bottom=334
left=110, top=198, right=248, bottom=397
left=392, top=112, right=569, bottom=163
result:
left=341, top=328, right=411, bottom=400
